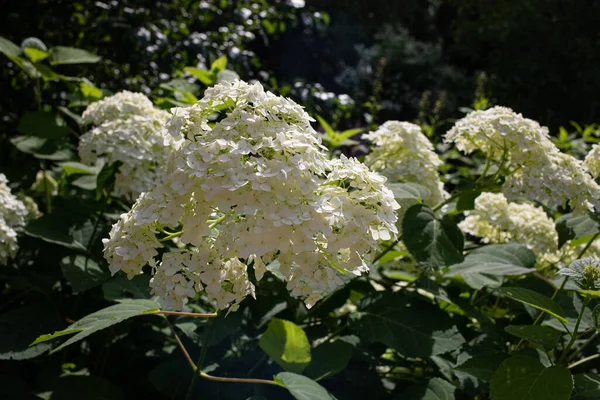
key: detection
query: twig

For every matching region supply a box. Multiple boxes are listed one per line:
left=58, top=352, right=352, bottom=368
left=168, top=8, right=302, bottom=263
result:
left=158, top=310, right=218, bottom=318
left=568, top=353, right=600, bottom=369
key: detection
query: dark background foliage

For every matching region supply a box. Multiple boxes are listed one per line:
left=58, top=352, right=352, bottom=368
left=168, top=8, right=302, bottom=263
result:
left=2, top=0, right=600, bottom=132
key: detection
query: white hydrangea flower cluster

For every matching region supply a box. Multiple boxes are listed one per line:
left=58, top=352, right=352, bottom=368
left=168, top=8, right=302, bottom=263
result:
left=460, top=192, right=600, bottom=266
left=362, top=121, right=448, bottom=206
left=0, top=174, right=34, bottom=264
left=584, top=144, right=600, bottom=179
left=103, top=80, right=399, bottom=310
left=446, top=106, right=600, bottom=212
left=459, top=192, right=560, bottom=265
left=79, top=91, right=183, bottom=198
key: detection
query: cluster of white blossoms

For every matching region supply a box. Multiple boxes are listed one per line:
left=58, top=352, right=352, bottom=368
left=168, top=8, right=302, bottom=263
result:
left=103, top=80, right=399, bottom=310
left=79, top=91, right=182, bottom=198
left=446, top=106, right=600, bottom=212
left=0, top=174, right=36, bottom=264
left=459, top=192, right=560, bottom=265
left=584, top=144, right=600, bottom=179
left=362, top=121, right=448, bottom=206
left=460, top=192, right=600, bottom=266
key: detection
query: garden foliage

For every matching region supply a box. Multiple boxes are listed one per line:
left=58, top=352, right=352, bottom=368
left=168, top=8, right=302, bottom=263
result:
left=2, top=2, right=600, bottom=400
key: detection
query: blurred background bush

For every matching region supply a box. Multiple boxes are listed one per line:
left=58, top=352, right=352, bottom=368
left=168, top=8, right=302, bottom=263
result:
left=2, top=0, right=599, bottom=135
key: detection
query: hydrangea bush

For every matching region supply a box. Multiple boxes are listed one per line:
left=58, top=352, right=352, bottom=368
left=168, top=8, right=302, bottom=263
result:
left=4, top=76, right=600, bottom=400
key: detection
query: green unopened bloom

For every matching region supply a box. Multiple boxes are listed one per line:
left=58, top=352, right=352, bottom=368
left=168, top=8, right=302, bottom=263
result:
left=559, top=257, right=600, bottom=290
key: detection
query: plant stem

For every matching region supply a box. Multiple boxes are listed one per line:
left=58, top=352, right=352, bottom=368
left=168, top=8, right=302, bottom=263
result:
left=208, top=212, right=231, bottom=229
left=198, top=371, right=282, bottom=386
left=567, top=332, right=598, bottom=363
left=166, top=320, right=196, bottom=370
left=432, top=193, right=459, bottom=212
left=185, top=317, right=216, bottom=400
left=515, top=233, right=600, bottom=351
left=158, top=310, right=218, bottom=318
left=87, top=198, right=109, bottom=251
left=165, top=315, right=282, bottom=394
left=568, top=353, right=600, bottom=369
left=577, top=232, right=600, bottom=259
left=40, top=161, right=53, bottom=213
left=558, top=297, right=591, bottom=365
left=373, top=236, right=403, bottom=264
left=159, top=231, right=184, bottom=242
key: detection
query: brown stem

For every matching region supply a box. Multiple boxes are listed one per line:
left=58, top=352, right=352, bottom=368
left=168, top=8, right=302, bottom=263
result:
left=166, top=316, right=281, bottom=388
left=199, top=371, right=283, bottom=387
left=158, top=310, right=218, bottom=318
left=166, top=320, right=196, bottom=370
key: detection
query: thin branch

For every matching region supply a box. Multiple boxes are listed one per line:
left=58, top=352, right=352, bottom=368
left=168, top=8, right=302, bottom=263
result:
left=568, top=353, right=600, bottom=369
left=158, top=310, right=218, bottom=318
left=166, top=320, right=196, bottom=370
left=165, top=314, right=282, bottom=392
left=199, top=371, right=283, bottom=387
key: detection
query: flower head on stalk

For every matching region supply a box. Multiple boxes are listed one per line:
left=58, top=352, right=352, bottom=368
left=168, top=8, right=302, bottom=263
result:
left=445, top=106, right=600, bottom=212
left=103, top=80, right=399, bottom=311
left=362, top=121, right=448, bottom=206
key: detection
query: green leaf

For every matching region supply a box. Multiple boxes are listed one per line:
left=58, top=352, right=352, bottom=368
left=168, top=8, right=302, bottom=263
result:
left=455, top=351, right=507, bottom=382
left=24, top=198, right=99, bottom=251
left=96, top=161, right=122, bottom=199
left=148, top=359, right=196, bottom=398
left=593, top=305, right=600, bottom=329
left=0, top=36, right=21, bottom=57
left=58, top=161, right=97, bottom=176
left=504, top=325, right=562, bottom=350
left=0, top=303, right=62, bottom=360
left=396, top=377, right=456, bottom=400
left=177, top=312, right=241, bottom=346
left=497, top=287, right=567, bottom=323
left=31, top=299, right=160, bottom=353
left=0, top=38, right=41, bottom=78
left=349, top=293, right=465, bottom=357
left=386, top=182, right=431, bottom=203
left=305, top=339, right=353, bottom=380
left=23, top=47, right=49, bottom=62
left=545, top=294, right=595, bottom=333
left=210, top=55, right=228, bottom=72
left=72, top=175, right=97, bottom=190
left=456, top=189, right=482, bottom=212
left=102, top=274, right=152, bottom=301
left=49, top=46, right=101, bottom=64
left=574, top=373, right=600, bottom=398
left=60, top=255, right=110, bottom=294
left=34, top=62, right=64, bottom=81
left=184, top=67, right=216, bottom=85
left=555, top=212, right=600, bottom=248
left=446, top=244, right=536, bottom=289
left=58, top=106, right=83, bottom=126
left=579, top=290, right=600, bottom=299
left=160, top=78, right=200, bottom=95
left=17, top=111, right=69, bottom=139
left=490, top=356, right=573, bottom=400
left=80, top=82, right=103, bottom=98
left=10, top=135, right=73, bottom=160
left=259, top=318, right=311, bottom=373
left=24, top=217, right=86, bottom=251
left=275, top=372, right=333, bottom=400
left=315, top=114, right=336, bottom=137
left=402, top=204, right=464, bottom=268
left=337, top=127, right=363, bottom=142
